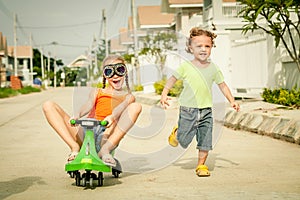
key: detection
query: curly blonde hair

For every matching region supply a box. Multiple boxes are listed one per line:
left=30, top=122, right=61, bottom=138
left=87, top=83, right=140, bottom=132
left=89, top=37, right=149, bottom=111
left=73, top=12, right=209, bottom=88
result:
left=185, top=27, right=217, bottom=54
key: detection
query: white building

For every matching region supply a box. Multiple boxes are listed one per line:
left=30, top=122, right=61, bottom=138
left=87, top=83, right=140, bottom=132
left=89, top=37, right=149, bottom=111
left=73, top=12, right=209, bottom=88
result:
left=109, top=0, right=299, bottom=96
left=162, top=0, right=299, bottom=97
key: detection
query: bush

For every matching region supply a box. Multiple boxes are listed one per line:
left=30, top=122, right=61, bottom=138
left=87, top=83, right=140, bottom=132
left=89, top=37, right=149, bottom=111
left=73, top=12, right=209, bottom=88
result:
left=170, top=79, right=183, bottom=97
left=261, top=87, right=300, bottom=108
left=133, top=85, right=144, bottom=92
left=94, top=82, right=104, bottom=88
left=153, top=78, right=183, bottom=97
left=18, top=86, right=41, bottom=94
left=0, top=86, right=41, bottom=98
left=0, top=88, right=19, bottom=98
left=154, top=79, right=166, bottom=95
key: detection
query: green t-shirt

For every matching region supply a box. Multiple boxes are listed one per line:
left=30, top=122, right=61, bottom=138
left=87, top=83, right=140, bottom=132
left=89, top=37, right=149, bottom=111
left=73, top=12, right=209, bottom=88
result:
left=173, top=61, right=224, bottom=108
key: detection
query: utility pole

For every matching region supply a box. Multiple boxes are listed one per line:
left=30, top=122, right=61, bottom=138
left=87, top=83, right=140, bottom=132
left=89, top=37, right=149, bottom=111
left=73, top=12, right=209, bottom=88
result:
left=102, top=9, right=108, bottom=57
left=41, top=48, right=45, bottom=80
left=30, top=33, right=34, bottom=83
left=88, top=47, right=91, bottom=81
left=54, top=56, right=57, bottom=88
left=94, top=35, right=97, bottom=82
left=47, top=52, right=50, bottom=88
left=13, top=13, right=18, bottom=76
left=131, top=0, right=140, bottom=85
left=51, top=42, right=58, bottom=88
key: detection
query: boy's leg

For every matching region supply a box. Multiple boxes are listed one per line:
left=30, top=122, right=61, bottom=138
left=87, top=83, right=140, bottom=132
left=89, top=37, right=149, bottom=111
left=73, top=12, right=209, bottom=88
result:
left=198, top=150, right=209, bottom=166
left=195, top=108, right=213, bottom=176
left=195, top=149, right=210, bottom=177
left=175, top=106, right=198, bottom=148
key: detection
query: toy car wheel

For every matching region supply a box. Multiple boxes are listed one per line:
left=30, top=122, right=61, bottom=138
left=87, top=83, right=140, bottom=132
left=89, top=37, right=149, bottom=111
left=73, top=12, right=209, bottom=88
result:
left=75, top=172, right=81, bottom=186
left=89, top=177, right=94, bottom=188
left=98, top=172, right=103, bottom=186
left=67, top=171, right=73, bottom=178
left=69, top=170, right=78, bottom=178
left=81, top=173, right=86, bottom=187
left=112, top=168, right=121, bottom=178
left=82, top=177, right=86, bottom=187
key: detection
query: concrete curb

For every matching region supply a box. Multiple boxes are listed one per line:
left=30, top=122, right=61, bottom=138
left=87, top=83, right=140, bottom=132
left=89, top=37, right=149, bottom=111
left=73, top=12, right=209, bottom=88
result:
left=224, top=109, right=300, bottom=145
left=134, top=92, right=179, bottom=109
left=134, top=92, right=300, bottom=145
left=134, top=92, right=161, bottom=105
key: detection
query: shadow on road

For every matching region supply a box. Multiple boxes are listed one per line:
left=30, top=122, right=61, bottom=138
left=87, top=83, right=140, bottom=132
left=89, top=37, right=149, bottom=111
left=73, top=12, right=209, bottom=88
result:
left=0, top=176, right=46, bottom=199
left=173, top=153, right=240, bottom=171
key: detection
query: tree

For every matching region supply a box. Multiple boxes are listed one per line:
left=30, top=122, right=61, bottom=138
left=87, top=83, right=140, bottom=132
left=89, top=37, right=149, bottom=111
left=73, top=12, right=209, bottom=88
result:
left=57, top=67, right=79, bottom=86
left=139, top=31, right=178, bottom=79
left=238, top=0, right=300, bottom=72
left=33, top=48, right=64, bottom=78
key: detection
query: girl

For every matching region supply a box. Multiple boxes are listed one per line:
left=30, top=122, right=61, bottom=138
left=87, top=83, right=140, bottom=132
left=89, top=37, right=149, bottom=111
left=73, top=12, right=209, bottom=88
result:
left=160, top=27, right=239, bottom=177
left=43, top=55, right=142, bottom=167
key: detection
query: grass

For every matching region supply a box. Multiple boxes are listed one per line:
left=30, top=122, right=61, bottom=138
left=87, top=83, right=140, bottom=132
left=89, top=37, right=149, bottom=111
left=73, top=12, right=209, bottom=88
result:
left=0, top=86, right=42, bottom=98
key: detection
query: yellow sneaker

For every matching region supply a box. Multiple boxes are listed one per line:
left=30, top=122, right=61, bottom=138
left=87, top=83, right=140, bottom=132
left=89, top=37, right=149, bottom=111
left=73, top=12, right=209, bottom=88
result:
left=168, top=125, right=178, bottom=147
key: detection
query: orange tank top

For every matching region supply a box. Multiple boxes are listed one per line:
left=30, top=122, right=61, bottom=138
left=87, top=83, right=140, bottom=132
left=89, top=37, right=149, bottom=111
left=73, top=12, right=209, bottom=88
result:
left=88, top=89, right=126, bottom=120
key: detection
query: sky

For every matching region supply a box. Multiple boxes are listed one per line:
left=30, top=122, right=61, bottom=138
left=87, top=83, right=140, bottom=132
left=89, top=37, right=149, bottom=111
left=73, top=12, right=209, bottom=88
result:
left=0, top=0, right=161, bottom=65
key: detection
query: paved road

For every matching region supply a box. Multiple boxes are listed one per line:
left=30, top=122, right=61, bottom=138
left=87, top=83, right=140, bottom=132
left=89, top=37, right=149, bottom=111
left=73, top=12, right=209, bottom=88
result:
left=0, top=87, right=300, bottom=200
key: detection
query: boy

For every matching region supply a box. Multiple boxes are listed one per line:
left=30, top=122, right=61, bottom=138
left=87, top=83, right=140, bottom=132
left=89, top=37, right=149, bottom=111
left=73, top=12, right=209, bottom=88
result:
left=160, top=27, right=240, bottom=176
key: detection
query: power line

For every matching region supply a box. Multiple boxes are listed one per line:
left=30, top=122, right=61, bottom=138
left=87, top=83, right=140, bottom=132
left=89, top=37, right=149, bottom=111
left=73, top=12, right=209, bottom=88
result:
left=17, top=20, right=101, bottom=29
left=55, top=43, right=88, bottom=48
left=0, top=1, right=13, bottom=21
left=35, top=42, right=88, bottom=48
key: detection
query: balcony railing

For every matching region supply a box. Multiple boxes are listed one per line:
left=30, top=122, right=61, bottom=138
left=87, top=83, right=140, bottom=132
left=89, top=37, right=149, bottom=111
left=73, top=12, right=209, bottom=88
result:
left=222, top=5, right=244, bottom=18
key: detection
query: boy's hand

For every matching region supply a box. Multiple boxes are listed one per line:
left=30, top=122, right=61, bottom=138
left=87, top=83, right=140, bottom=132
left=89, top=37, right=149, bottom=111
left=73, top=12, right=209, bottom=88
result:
left=160, top=94, right=171, bottom=109
left=231, top=101, right=240, bottom=112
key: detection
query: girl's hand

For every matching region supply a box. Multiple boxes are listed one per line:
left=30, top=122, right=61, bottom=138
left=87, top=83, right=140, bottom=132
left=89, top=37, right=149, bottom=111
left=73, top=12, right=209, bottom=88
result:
left=69, top=116, right=79, bottom=127
left=231, top=101, right=240, bottom=112
left=103, top=115, right=115, bottom=128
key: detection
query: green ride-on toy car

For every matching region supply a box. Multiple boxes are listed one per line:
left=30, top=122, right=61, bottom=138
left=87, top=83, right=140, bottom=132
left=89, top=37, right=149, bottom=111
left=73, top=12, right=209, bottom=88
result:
left=65, top=118, right=122, bottom=187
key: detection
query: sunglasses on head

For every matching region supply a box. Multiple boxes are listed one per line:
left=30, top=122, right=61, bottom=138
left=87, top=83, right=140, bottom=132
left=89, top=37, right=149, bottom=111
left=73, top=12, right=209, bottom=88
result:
left=103, top=63, right=127, bottom=78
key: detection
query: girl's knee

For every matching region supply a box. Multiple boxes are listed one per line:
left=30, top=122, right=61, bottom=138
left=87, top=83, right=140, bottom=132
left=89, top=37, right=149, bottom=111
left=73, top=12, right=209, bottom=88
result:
left=42, top=101, right=56, bottom=113
left=129, top=102, right=142, bottom=114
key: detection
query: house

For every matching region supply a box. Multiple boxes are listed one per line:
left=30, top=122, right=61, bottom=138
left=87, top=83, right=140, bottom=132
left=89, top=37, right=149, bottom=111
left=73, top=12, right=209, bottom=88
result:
left=110, top=6, right=175, bottom=54
left=137, top=5, right=176, bottom=91
left=161, top=0, right=299, bottom=97
left=0, top=32, right=8, bottom=87
left=7, top=45, right=34, bottom=88
left=67, top=54, right=93, bottom=86
left=109, top=0, right=298, bottom=95
left=67, top=54, right=90, bottom=69
left=0, top=31, right=35, bottom=88
left=138, top=5, right=175, bottom=30
left=160, top=0, right=266, bottom=98
left=110, top=28, right=133, bottom=54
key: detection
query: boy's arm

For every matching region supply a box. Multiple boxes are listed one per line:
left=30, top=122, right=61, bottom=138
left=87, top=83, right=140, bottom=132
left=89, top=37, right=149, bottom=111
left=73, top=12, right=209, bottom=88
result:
left=160, top=75, right=177, bottom=109
left=218, top=82, right=240, bottom=112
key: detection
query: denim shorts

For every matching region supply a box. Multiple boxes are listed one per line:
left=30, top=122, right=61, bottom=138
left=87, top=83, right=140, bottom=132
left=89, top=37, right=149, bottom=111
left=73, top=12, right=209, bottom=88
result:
left=177, top=106, right=213, bottom=151
left=83, top=126, right=106, bottom=153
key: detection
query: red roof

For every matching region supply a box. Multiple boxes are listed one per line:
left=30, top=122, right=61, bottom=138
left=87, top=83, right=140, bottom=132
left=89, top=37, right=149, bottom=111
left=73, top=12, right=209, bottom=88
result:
left=138, top=6, right=175, bottom=28
left=8, top=46, right=32, bottom=58
left=168, top=0, right=203, bottom=4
